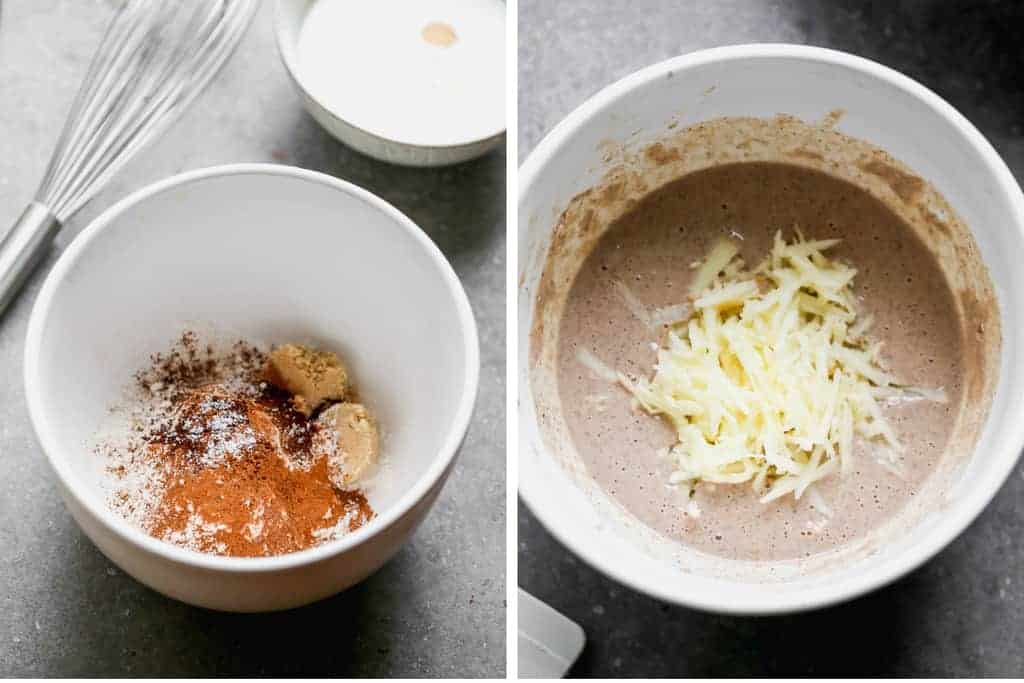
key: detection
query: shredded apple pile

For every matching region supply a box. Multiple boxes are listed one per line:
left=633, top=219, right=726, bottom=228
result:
left=618, top=231, right=941, bottom=503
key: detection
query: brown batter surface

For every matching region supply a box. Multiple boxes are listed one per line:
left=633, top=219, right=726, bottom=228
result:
left=556, top=161, right=967, bottom=562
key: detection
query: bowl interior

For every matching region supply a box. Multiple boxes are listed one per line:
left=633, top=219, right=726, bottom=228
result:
left=519, top=47, right=1024, bottom=612
left=32, top=168, right=475, bottom=540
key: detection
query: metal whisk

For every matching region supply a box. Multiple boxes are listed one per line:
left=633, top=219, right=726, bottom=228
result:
left=0, top=0, right=259, bottom=316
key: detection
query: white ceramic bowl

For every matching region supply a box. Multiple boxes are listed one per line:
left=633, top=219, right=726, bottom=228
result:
left=25, top=164, right=479, bottom=612
left=519, top=44, right=1024, bottom=614
left=274, top=0, right=506, bottom=167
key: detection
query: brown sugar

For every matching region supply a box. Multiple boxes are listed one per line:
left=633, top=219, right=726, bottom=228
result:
left=314, top=402, right=380, bottom=491
left=263, top=343, right=349, bottom=416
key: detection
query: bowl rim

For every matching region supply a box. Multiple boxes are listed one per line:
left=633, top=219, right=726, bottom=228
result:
left=518, top=43, right=1024, bottom=614
left=272, top=0, right=507, bottom=152
left=24, top=162, right=481, bottom=574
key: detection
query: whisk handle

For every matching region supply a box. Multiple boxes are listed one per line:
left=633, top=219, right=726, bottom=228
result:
left=0, top=203, right=61, bottom=317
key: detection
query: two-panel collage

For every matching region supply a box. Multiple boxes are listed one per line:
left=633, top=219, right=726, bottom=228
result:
left=2, top=0, right=1023, bottom=679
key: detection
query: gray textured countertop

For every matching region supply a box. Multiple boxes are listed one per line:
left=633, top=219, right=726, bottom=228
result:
left=0, top=1, right=505, bottom=677
left=519, top=0, right=1024, bottom=677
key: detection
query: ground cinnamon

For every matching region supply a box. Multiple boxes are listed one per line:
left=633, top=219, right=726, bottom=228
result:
left=98, top=332, right=374, bottom=557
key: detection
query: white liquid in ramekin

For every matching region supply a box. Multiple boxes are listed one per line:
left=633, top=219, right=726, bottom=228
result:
left=296, top=0, right=506, bottom=147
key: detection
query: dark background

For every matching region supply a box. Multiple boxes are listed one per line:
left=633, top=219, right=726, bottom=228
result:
left=519, top=0, right=1024, bottom=677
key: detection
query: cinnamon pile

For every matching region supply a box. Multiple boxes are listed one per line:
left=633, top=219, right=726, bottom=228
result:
left=97, top=332, right=374, bottom=557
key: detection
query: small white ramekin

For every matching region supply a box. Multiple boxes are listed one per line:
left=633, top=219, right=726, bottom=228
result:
left=274, top=0, right=505, bottom=167
left=519, top=44, right=1024, bottom=614
left=25, top=164, right=479, bottom=612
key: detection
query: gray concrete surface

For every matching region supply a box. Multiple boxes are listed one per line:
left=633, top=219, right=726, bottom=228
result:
left=0, top=1, right=505, bottom=677
left=519, top=0, right=1024, bottom=677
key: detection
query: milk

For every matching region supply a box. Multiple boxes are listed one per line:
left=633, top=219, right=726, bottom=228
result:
left=296, top=0, right=506, bottom=147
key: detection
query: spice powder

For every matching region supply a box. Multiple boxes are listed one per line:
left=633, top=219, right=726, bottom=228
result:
left=97, top=332, right=374, bottom=557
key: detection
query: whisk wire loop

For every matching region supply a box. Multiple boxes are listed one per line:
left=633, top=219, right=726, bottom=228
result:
left=35, top=0, right=258, bottom=221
